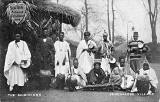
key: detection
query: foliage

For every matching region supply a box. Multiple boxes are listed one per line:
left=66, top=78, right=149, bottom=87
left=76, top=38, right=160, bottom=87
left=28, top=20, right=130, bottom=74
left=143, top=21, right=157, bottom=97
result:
left=114, top=35, right=126, bottom=47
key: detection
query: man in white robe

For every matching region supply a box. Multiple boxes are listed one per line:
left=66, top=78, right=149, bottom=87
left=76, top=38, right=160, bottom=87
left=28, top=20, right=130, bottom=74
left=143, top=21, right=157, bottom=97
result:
left=4, top=33, right=31, bottom=92
left=66, top=58, right=87, bottom=91
left=117, top=57, right=134, bottom=90
left=76, top=31, right=97, bottom=74
left=54, top=32, right=71, bottom=77
left=137, top=63, right=158, bottom=94
left=99, top=33, right=113, bottom=75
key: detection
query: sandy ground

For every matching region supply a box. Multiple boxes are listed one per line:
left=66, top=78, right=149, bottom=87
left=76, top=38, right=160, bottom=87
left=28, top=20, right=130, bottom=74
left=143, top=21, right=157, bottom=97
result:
left=1, top=64, right=160, bottom=102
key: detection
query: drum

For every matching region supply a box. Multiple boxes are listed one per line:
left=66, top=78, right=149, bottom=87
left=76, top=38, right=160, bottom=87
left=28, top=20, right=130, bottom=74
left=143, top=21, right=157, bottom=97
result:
left=136, top=78, right=150, bottom=94
left=138, top=42, right=144, bottom=49
left=20, top=60, right=31, bottom=68
left=54, top=74, right=65, bottom=89
left=66, top=76, right=77, bottom=91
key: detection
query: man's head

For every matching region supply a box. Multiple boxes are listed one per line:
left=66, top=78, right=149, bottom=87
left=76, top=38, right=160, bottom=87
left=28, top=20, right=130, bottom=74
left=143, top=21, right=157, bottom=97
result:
left=73, top=58, right=79, bottom=69
left=143, top=63, right=149, bottom=70
left=15, top=33, right=21, bottom=42
left=133, top=32, right=138, bottom=41
left=119, top=56, right=125, bottom=67
left=44, top=29, right=48, bottom=36
left=59, top=32, right=64, bottom=41
left=103, top=34, right=108, bottom=42
left=84, top=31, right=90, bottom=41
left=94, top=62, right=101, bottom=70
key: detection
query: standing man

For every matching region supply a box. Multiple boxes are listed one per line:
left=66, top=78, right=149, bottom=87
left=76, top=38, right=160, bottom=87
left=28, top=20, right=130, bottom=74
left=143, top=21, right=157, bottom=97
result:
left=41, top=29, right=55, bottom=71
left=99, top=32, right=113, bottom=75
left=4, top=33, right=31, bottom=93
left=54, top=32, right=71, bottom=89
left=128, top=32, right=149, bottom=73
left=76, top=31, right=97, bottom=74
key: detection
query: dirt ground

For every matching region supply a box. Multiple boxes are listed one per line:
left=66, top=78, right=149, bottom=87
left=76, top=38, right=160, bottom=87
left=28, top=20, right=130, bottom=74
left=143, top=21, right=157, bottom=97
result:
left=1, top=63, right=160, bottom=102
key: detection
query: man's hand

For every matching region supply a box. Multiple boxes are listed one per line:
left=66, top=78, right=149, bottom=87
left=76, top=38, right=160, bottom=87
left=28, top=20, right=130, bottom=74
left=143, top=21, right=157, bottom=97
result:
left=21, top=60, right=27, bottom=65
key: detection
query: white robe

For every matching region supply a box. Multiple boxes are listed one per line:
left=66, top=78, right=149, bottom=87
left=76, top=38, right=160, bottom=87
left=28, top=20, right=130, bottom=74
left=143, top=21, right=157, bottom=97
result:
left=139, top=68, right=158, bottom=88
left=54, top=40, right=71, bottom=77
left=67, top=66, right=87, bottom=87
left=4, top=40, right=31, bottom=91
left=118, top=64, right=134, bottom=89
left=76, top=40, right=97, bottom=74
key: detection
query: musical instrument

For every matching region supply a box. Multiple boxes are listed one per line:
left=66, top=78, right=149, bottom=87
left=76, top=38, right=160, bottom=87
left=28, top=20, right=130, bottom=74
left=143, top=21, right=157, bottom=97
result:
left=66, top=50, right=77, bottom=91
left=20, top=60, right=31, bottom=68
left=54, top=74, right=65, bottom=89
left=138, top=42, right=144, bottom=48
left=88, top=41, right=96, bottom=54
left=131, top=73, right=138, bottom=92
left=66, top=76, right=77, bottom=91
left=136, top=77, right=150, bottom=94
left=121, top=75, right=134, bottom=89
left=88, top=42, right=94, bottom=49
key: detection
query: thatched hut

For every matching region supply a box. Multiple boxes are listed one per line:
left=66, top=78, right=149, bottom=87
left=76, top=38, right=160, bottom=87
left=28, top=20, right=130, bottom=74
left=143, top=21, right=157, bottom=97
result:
left=0, top=0, right=81, bottom=91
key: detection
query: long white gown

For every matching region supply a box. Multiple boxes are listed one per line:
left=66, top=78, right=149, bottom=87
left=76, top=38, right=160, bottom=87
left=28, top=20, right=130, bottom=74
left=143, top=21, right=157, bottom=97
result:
left=54, top=40, right=71, bottom=77
left=67, top=66, right=87, bottom=87
left=4, top=40, right=31, bottom=91
left=76, top=40, right=97, bottom=74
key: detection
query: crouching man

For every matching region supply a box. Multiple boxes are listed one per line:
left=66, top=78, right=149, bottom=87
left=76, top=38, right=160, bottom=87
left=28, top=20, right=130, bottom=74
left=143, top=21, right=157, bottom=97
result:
left=66, top=58, right=87, bottom=91
left=87, top=60, right=109, bottom=85
left=136, top=63, right=158, bottom=95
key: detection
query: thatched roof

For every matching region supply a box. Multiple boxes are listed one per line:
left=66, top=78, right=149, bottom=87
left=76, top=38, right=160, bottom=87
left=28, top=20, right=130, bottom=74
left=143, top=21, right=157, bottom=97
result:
left=0, top=0, right=81, bottom=27
left=31, top=0, right=81, bottom=27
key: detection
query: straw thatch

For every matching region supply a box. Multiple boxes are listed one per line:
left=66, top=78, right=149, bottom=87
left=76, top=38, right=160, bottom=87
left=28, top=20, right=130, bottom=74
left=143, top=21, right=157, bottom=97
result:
left=31, top=0, right=81, bottom=27
left=0, top=0, right=81, bottom=27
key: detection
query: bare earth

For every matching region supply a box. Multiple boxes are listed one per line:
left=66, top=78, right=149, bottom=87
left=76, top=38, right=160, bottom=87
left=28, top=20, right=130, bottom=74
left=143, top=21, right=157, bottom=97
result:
left=1, top=64, right=160, bottom=102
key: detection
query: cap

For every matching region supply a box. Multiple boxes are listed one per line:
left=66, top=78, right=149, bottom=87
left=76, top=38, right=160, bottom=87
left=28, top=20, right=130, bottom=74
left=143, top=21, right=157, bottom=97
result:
left=133, top=32, right=138, bottom=37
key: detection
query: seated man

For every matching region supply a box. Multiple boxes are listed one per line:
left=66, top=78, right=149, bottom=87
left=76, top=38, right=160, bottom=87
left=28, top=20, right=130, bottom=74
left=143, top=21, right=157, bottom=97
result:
left=87, top=61, right=109, bottom=85
left=136, top=63, right=158, bottom=94
left=108, top=56, right=122, bottom=87
left=66, top=58, right=87, bottom=91
left=117, top=57, right=134, bottom=90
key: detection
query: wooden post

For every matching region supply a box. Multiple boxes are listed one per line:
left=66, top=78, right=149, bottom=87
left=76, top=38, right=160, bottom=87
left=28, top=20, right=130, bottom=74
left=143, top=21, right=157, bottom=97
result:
left=107, top=0, right=111, bottom=41
left=85, top=0, right=88, bottom=32
left=111, top=0, right=114, bottom=44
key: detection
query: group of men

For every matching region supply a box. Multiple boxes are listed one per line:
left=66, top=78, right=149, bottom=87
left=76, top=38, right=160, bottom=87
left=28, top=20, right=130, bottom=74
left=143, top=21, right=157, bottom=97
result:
left=4, top=31, right=158, bottom=95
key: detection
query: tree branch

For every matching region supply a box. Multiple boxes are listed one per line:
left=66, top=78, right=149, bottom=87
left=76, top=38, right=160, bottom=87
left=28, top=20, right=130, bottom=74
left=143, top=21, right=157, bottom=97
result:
left=141, top=0, right=149, bottom=12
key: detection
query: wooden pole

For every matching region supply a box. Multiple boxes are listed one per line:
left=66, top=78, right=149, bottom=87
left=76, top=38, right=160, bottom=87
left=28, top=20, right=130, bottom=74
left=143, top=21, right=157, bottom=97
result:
left=85, top=0, right=88, bottom=32
left=107, top=0, right=111, bottom=41
left=111, top=0, right=114, bottom=44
